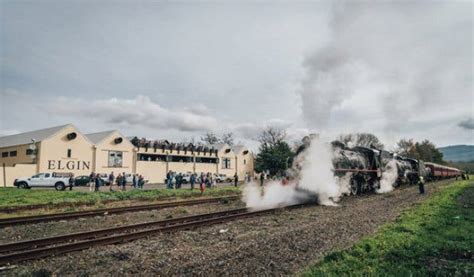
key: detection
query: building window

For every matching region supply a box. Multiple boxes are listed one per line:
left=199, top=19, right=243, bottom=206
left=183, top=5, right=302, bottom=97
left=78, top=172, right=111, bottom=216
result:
left=26, top=149, right=34, bottom=155
left=108, top=151, right=123, bottom=167
left=137, top=154, right=167, bottom=162
left=195, top=157, right=217, bottom=164
left=169, top=155, right=193, bottom=163
left=244, top=159, right=246, bottom=165
left=222, top=158, right=231, bottom=169
left=67, top=149, right=72, bottom=158
left=1, top=152, right=8, bottom=157
left=9, top=151, right=17, bottom=157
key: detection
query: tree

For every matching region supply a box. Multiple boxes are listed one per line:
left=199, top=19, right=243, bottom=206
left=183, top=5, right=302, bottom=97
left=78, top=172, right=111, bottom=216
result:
left=395, top=138, right=445, bottom=164
left=257, top=126, right=287, bottom=148
left=338, top=133, right=384, bottom=149
left=201, top=132, right=219, bottom=145
left=255, top=127, right=294, bottom=176
left=414, top=140, right=445, bottom=164
left=396, top=138, right=416, bottom=157
left=255, top=141, right=294, bottom=176
left=221, top=132, right=234, bottom=146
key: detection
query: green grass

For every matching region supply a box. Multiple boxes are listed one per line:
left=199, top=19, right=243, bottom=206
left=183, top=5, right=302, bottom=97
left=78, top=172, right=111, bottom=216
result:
left=302, top=180, right=474, bottom=276
left=0, top=186, right=240, bottom=208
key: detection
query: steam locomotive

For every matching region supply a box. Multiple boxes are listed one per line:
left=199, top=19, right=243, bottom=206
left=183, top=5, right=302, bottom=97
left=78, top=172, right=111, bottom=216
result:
left=294, top=138, right=460, bottom=195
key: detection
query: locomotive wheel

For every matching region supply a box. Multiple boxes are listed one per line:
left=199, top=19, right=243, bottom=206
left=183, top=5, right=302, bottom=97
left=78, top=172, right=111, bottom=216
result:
left=350, top=178, right=360, bottom=195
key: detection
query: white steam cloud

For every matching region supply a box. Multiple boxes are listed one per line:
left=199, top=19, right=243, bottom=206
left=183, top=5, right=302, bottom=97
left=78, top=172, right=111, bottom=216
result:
left=243, top=138, right=358, bottom=209
left=377, top=159, right=397, bottom=194
left=243, top=137, right=400, bottom=209
left=298, top=2, right=472, bottom=134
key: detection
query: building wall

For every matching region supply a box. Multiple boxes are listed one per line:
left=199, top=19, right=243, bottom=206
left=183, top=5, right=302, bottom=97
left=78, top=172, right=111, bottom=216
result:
left=0, top=126, right=255, bottom=186
left=218, top=147, right=237, bottom=178
left=135, top=160, right=167, bottom=183
left=135, top=148, right=220, bottom=183
left=194, top=163, right=218, bottom=175
left=37, top=125, right=94, bottom=177
left=93, top=131, right=135, bottom=175
left=0, top=144, right=35, bottom=166
left=235, top=151, right=254, bottom=180
left=0, top=163, right=37, bottom=187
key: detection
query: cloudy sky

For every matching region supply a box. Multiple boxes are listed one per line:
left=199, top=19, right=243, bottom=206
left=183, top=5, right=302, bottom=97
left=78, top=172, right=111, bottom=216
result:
left=0, top=0, right=472, bottom=150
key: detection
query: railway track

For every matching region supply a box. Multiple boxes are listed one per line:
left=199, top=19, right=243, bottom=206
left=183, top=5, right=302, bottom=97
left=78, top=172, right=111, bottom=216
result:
left=0, top=196, right=239, bottom=227
left=0, top=204, right=306, bottom=266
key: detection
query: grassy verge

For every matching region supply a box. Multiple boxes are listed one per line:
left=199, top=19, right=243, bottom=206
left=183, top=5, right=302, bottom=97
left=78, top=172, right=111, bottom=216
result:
left=0, top=186, right=240, bottom=209
left=302, top=179, right=474, bottom=276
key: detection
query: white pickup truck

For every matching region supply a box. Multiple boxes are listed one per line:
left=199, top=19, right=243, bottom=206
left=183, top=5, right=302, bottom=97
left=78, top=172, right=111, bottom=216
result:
left=14, top=173, right=70, bottom=190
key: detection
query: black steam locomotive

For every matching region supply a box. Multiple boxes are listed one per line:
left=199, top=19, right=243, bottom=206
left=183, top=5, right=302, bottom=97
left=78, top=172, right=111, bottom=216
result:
left=294, top=139, right=428, bottom=195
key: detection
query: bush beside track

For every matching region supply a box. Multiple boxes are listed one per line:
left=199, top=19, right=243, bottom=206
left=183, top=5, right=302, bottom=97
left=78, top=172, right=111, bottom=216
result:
left=0, top=187, right=240, bottom=210
left=302, top=178, right=474, bottom=276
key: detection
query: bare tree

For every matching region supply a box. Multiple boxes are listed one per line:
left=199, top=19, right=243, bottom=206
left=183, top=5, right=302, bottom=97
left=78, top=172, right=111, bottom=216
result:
left=258, top=126, right=287, bottom=148
left=221, top=132, right=234, bottom=146
left=396, top=138, right=415, bottom=157
left=201, top=132, right=219, bottom=145
left=339, top=133, right=384, bottom=149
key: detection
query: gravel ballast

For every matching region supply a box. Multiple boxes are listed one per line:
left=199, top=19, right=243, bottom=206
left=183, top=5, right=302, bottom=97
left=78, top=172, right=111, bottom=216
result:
left=2, top=180, right=457, bottom=276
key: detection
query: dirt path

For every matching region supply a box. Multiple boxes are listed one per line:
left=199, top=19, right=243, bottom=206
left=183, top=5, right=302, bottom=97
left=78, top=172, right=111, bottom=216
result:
left=3, top=180, right=457, bottom=276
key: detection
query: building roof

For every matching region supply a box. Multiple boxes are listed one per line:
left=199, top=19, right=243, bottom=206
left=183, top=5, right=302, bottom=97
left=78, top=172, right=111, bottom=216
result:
left=0, top=124, right=71, bottom=148
left=85, top=130, right=116, bottom=144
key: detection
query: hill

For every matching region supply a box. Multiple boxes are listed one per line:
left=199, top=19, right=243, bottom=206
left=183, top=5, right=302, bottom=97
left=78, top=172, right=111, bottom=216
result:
left=438, top=145, right=474, bottom=162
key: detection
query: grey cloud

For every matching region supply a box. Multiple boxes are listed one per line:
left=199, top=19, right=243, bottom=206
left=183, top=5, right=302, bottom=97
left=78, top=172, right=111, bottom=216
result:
left=458, top=118, right=474, bottom=130
left=42, top=95, right=218, bottom=132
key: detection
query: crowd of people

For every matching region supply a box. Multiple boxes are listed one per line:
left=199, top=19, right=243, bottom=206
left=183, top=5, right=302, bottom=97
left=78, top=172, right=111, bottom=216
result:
left=65, top=170, right=257, bottom=193
left=67, top=172, right=146, bottom=192
left=130, top=137, right=218, bottom=154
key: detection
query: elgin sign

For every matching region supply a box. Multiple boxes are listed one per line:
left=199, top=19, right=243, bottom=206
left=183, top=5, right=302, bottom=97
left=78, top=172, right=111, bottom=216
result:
left=48, top=160, right=91, bottom=171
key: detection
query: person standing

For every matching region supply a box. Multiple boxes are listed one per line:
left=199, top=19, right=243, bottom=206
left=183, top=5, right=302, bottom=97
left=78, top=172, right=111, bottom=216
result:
left=94, top=175, right=101, bottom=192
left=68, top=174, right=74, bottom=191
left=212, top=174, right=217, bottom=188
left=138, top=175, right=145, bottom=189
left=121, top=173, right=127, bottom=191
left=108, top=172, right=115, bottom=192
left=418, top=176, right=425, bottom=194
left=177, top=173, right=183, bottom=189
left=115, top=174, right=122, bottom=191
left=89, top=172, right=95, bottom=192
left=260, top=173, right=265, bottom=186
left=132, top=174, right=138, bottom=189
left=205, top=172, right=211, bottom=188
left=200, top=172, right=206, bottom=195
left=234, top=173, right=238, bottom=187
left=190, top=173, right=196, bottom=190
left=166, top=170, right=172, bottom=189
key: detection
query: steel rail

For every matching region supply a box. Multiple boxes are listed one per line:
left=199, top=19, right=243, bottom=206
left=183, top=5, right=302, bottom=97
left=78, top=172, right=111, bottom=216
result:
left=0, top=205, right=304, bottom=266
left=0, top=208, right=247, bottom=253
left=0, top=196, right=239, bottom=227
